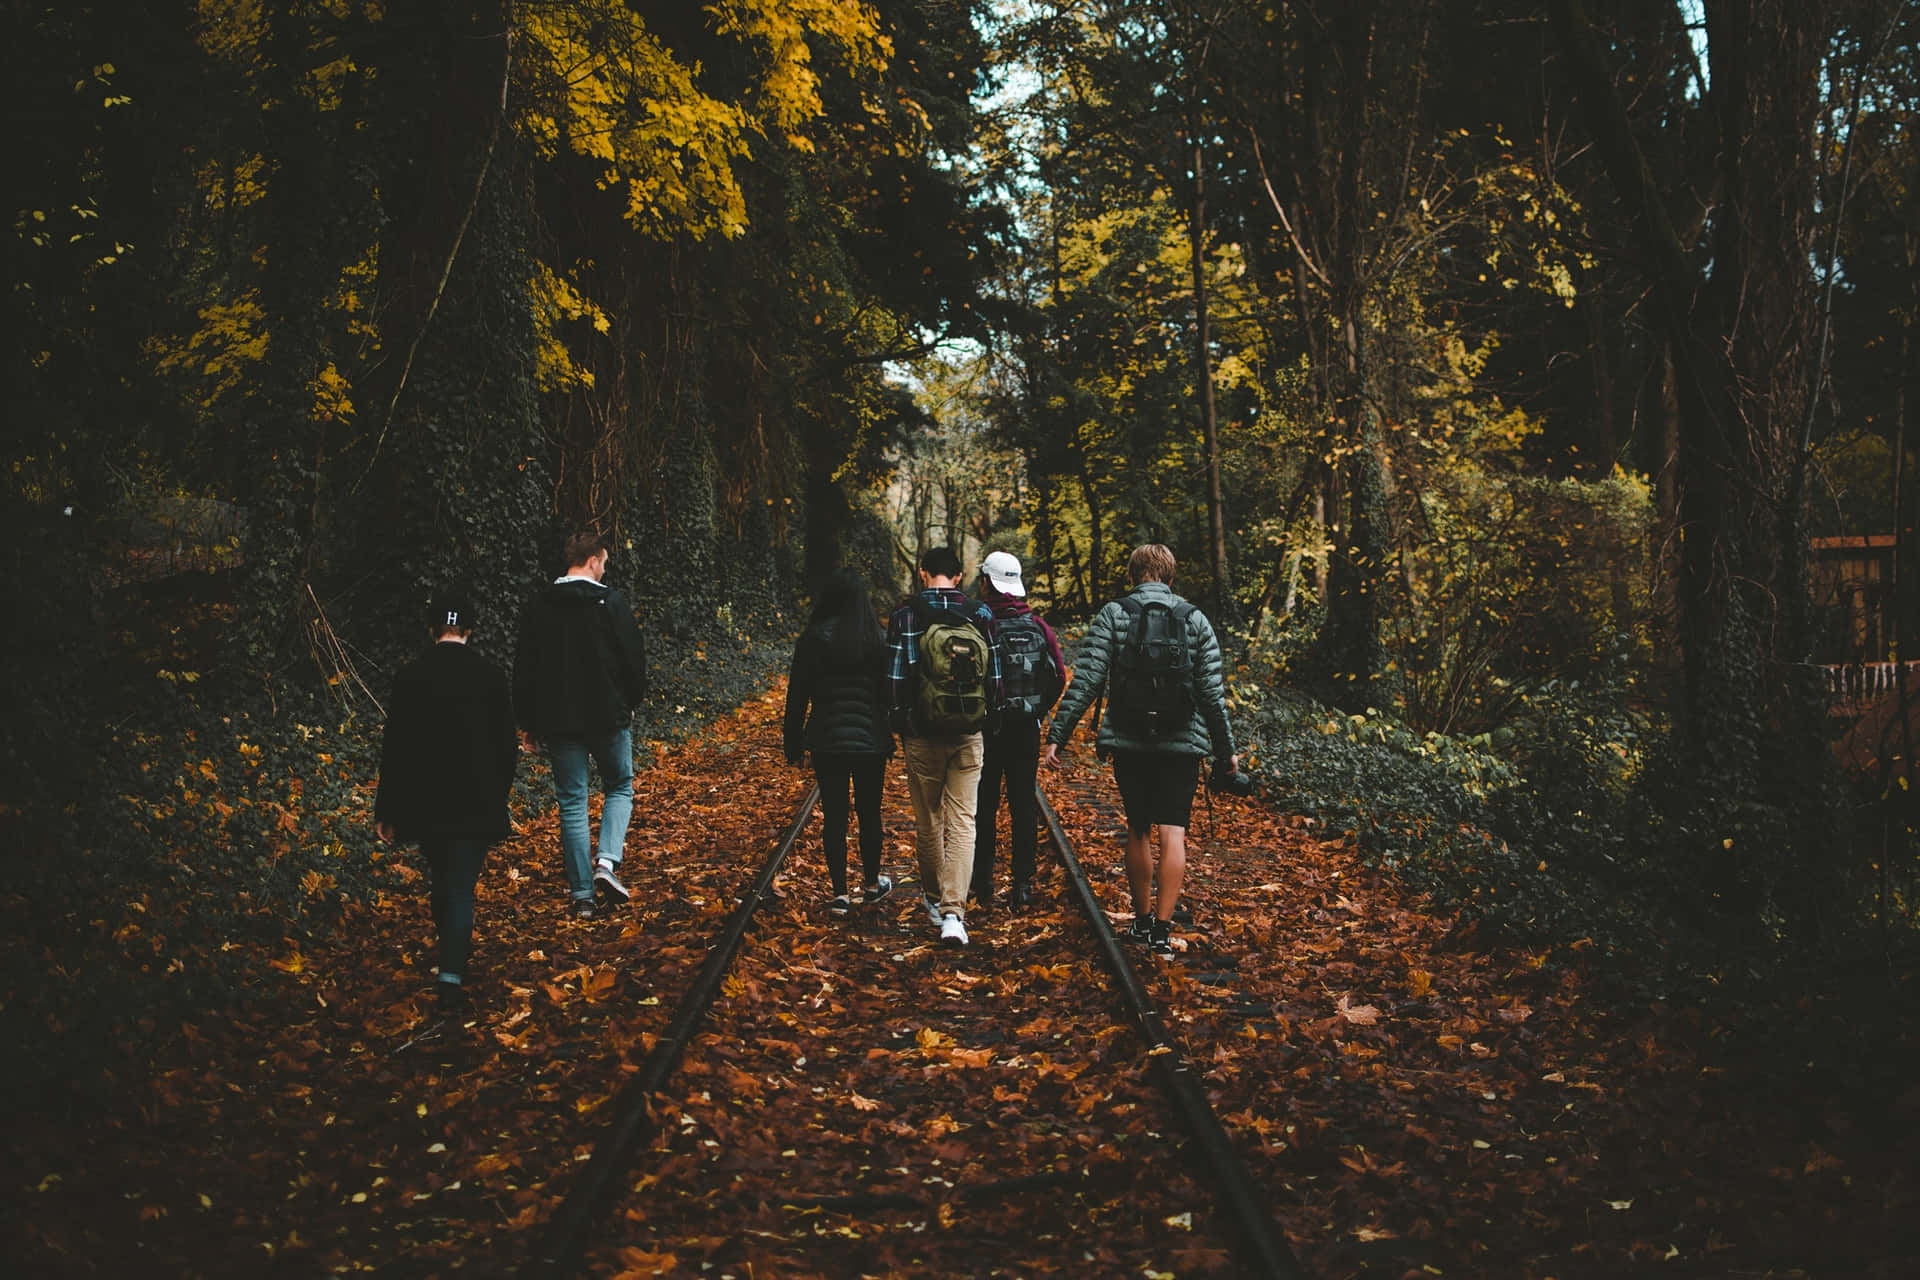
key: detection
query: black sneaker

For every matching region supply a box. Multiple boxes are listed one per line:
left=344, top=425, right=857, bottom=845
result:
left=570, top=898, right=598, bottom=922
left=1148, top=918, right=1175, bottom=957
left=1127, top=915, right=1153, bottom=945
left=862, top=875, right=894, bottom=906
left=435, top=981, right=471, bottom=1012
left=971, top=880, right=994, bottom=908
left=830, top=893, right=852, bottom=918
left=593, top=860, right=631, bottom=902
left=1010, top=879, right=1032, bottom=909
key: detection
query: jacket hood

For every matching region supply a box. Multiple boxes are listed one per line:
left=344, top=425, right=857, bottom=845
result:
left=545, top=578, right=610, bottom=607
left=981, top=582, right=1032, bottom=614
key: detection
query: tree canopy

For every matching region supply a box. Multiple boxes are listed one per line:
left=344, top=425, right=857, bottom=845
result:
left=4, top=0, right=1916, bottom=946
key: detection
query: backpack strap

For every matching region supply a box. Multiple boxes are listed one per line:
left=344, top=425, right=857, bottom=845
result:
left=908, top=593, right=976, bottom=631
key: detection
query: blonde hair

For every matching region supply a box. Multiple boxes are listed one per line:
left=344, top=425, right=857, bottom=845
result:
left=1128, top=543, right=1176, bottom=585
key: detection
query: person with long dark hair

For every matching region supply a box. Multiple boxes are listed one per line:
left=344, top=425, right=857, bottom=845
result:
left=784, top=568, right=896, bottom=915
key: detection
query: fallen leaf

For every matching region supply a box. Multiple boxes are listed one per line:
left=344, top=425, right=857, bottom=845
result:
left=1338, top=994, right=1382, bottom=1025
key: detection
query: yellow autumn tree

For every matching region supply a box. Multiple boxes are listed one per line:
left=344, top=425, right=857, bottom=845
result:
left=515, top=0, right=890, bottom=240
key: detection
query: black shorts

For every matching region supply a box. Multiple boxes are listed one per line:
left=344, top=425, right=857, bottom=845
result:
left=1109, top=751, right=1200, bottom=835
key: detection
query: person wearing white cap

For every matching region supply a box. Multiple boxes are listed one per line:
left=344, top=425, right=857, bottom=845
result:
left=972, top=551, right=1065, bottom=909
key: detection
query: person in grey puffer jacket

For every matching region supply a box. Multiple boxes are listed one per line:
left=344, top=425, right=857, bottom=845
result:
left=1044, top=543, right=1239, bottom=957
left=783, top=568, right=895, bottom=915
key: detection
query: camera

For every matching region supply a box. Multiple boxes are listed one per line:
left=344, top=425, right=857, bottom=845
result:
left=1207, top=760, right=1256, bottom=797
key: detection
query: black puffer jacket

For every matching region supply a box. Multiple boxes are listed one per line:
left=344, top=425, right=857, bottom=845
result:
left=375, top=642, right=518, bottom=843
left=512, top=579, right=648, bottom=737
left=783, top=621, right=892, bottom=760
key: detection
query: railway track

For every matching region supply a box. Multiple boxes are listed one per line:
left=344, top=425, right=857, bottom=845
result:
left=528, top=779, right=1304, bottom=1278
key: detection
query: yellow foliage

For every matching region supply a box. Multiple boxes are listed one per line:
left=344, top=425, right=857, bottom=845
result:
left=529, top=262, right=608, bottom=392
left=310, top=362, right=353, bottom=421
left=707, top=0, right=892, bottom=145
left=195, top=0, right=264, bottom=66
left=334, top=247, right=380, bottom=341
left=194, top=155, right=267, bottom=214
left=151, top=291, right=269, bottom=408
left=516, top=0, right=887, bottom=240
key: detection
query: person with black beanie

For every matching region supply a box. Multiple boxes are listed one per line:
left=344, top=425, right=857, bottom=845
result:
left=375, top=593, right=519, bottom=1011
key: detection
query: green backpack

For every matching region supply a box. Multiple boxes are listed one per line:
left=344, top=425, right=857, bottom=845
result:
left=910, top=598, right=989, bottom=734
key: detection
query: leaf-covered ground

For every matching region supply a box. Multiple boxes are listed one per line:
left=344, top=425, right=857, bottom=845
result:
left=7, top=682, right=1916, bottom=1277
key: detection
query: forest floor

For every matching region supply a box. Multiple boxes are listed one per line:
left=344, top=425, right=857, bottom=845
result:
left=6, top=680, right=1918, bottom=1278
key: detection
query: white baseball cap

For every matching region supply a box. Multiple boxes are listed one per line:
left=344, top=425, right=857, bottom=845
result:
left=980, top=550, right=1026, bottom=597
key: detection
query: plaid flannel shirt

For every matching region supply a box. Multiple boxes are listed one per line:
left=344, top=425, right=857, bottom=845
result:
left=885, top=587, right=1004, bottom=731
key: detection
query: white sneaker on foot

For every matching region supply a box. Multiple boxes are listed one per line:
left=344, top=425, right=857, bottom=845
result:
left=593, top=860, right=630, bottom=902
left=939, top=913, right=968, bottom=947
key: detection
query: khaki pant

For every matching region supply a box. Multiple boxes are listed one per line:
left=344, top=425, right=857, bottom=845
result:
left=901, top=734, right=984, bottom=918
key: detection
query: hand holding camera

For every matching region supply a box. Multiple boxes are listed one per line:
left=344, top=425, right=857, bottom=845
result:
left=1207, top=755, right=1255, bottom=797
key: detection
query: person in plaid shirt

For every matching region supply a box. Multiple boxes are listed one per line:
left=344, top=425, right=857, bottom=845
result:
left=885, top=546, right=1004, bottom=947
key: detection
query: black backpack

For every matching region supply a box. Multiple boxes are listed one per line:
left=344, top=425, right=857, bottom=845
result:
left=997, top=612, right=1056, bottom=716
left=1106, top=596, right=1197, bottom=738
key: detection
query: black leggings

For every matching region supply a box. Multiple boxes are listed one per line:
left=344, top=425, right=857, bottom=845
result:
left=975, top=716, right=1041, bottom=888
left=813, top=753, right=887, bottom=895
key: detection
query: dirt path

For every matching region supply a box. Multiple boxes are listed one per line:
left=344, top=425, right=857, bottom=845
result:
left=9, top=683, right=1913, bottom=1277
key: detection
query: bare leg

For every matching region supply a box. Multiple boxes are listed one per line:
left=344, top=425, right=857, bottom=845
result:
left=1155, top=825, right=1187, bottom=920
left=1124, top=828, right=1155, bottom=917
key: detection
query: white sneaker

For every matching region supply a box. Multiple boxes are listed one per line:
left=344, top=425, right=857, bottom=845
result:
left=939, top=913, right=969, bottom=947
left=593, top=860, right=630, bottom=902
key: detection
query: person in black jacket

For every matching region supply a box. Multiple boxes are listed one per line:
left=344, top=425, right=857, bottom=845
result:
left=783, top=568, right=895, bottom=916
left=971, top=552, right=1065, bottom=910
left=375, top=593, right=518, bottom=1009
left=513, top=532, right=649, bottom=920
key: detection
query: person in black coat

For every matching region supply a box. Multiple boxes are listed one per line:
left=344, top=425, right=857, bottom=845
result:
left=375, top=593, right=518, bottom=1010
left=783, top=568, right=895, bottom=915
left=512, top=531, right=648, bottom=920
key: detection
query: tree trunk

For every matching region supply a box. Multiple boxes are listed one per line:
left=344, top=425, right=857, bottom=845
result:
left=1079, top=466, right=1105, bottom=599
left=1550, top=0, right=1836, bottom=930
left=1313, top=0, right=1388, bottom=706
left=1186, top=101, right=1231, bottom=618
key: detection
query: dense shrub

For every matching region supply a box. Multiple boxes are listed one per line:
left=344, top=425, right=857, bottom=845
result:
left=1233, top=658, right=1660, bottom=948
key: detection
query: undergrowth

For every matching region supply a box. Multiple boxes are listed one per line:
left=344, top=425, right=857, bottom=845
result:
left=1230, top=659, right=1665, bottom=954
left=0, top=561, right=798, bottom=1115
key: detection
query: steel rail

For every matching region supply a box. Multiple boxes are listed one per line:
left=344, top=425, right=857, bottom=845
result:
left=527, top=784, right=820, bottom=1278
left=1037, top=785, right=1307, bottom=1280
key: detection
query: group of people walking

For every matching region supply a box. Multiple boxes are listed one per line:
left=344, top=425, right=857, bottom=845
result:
left=782, top=541, right=1242, bottom=957
left=374, top=532, right=1242, bottom=1011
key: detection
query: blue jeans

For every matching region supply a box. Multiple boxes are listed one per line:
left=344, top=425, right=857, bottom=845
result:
left=548, top=727, right=633, bottom=900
